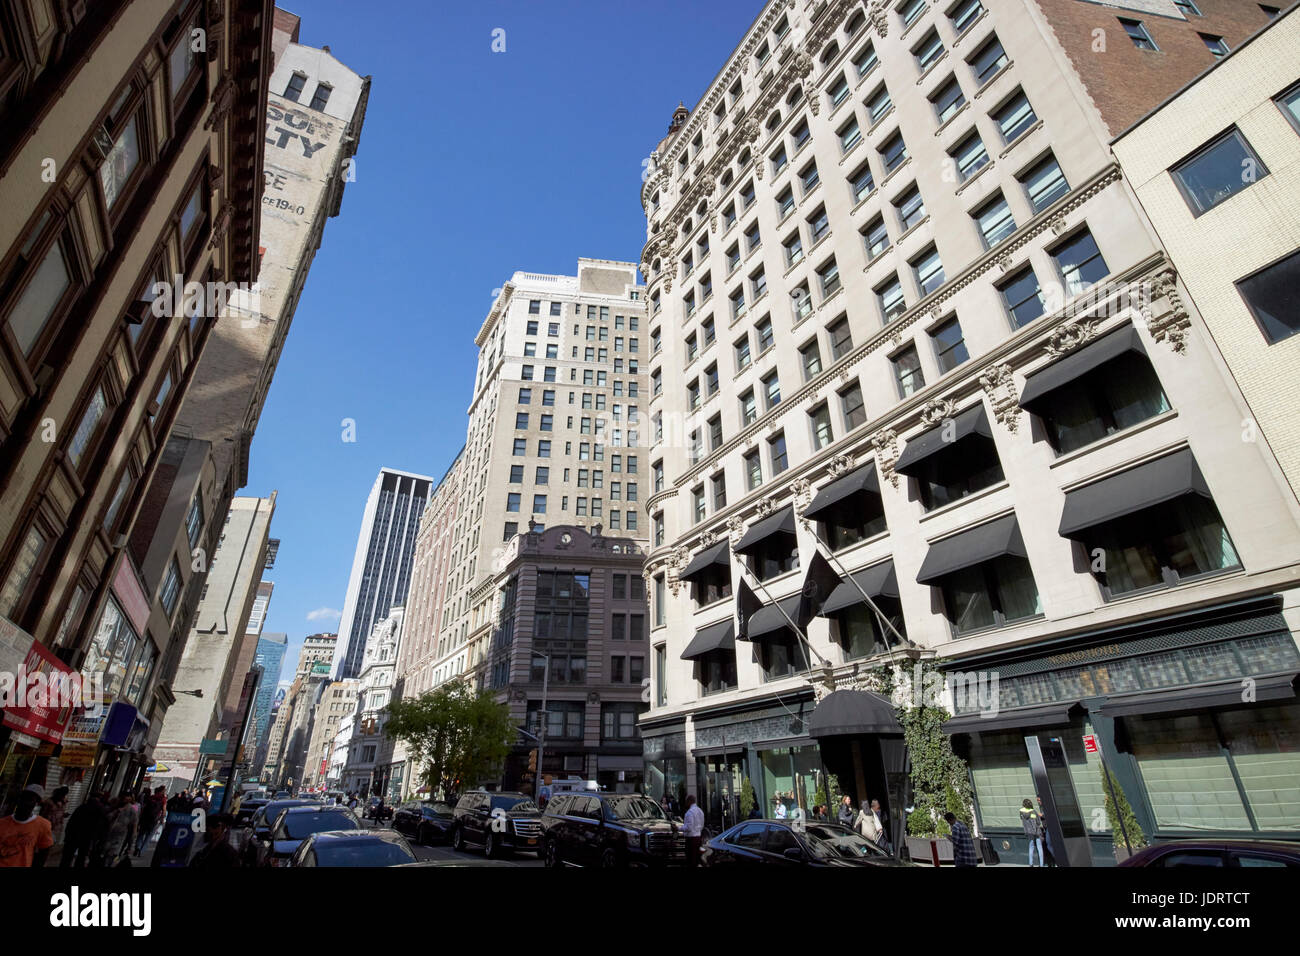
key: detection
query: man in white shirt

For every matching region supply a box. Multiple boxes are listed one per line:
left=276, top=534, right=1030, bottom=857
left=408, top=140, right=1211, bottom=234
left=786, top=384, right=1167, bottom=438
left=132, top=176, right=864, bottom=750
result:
left=682, top=795, right=705, bottom=867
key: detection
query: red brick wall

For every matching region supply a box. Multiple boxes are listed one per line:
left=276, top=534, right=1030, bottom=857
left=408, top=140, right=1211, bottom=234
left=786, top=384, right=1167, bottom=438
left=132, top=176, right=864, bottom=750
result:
left=1033, top=0, right=1278, bottom=136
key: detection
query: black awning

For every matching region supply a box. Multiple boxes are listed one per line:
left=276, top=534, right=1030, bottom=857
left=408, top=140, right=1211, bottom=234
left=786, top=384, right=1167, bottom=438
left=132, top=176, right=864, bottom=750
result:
left=943, top=702, right=1084, bottom=735
left=734, top=506, right=797, bottom=555
left=808, top=689, right=902, bottom=737
left=1019, top=324, right=1147, bottom=411
left=678, top=542, right=731, bottom=583
left=916, top=513, right=1026, bottom=584
left=741, top=594, right=804, bottom=642
left=803, top=463, right=881, bottom=522
left=819, top=561, right=898, bottom=616
left=1059, top=448, right=1212, bottom=538
left=680, top=619, right=736, bottom=661
left=894, top=404, right=993, bottom=477
left=1095, top=672, right=1298, bottom=719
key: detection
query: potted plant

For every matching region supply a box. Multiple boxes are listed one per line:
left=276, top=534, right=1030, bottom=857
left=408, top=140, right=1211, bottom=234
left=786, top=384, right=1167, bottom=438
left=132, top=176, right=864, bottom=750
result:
left=900, top=692, right=974, bottom=865
left=739, top=778, right=756, bottom=820
left=1101, top=763, right=1147, bottom=863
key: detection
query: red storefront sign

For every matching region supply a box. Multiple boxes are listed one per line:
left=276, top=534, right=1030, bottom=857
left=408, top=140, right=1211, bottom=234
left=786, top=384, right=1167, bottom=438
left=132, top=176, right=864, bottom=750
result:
left=1083, top=734, right=1099, bottom=755
left=1, top=637, right=77, bottom=744
left=113, top=558, right=151, bottom=635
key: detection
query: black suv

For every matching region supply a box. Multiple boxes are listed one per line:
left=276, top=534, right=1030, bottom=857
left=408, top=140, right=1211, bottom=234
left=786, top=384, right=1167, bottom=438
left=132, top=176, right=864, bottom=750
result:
left=541, top=792, right=685, bottom=868
left=450, top=791, right=543, bottom=857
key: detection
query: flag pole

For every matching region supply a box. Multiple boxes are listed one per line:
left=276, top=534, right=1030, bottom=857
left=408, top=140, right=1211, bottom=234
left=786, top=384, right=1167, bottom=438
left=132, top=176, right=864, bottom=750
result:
left=803, top=525, right=911, bottom=652
left=730, top=550, right=831, bottom=668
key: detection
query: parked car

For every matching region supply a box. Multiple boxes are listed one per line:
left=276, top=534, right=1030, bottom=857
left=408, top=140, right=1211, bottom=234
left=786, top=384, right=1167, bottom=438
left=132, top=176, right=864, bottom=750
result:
left=243, top=798, right=319, bottom=865
left=392, top=800, right=455, bottom=846
left=450, top=790, right=542, bottom=857
left=233, top=797, right=269, bottom=828
left=1118, top=840, right=1300, bottom=868
left=366, top=796, right=394, bottom=822
left=702, top=820, right=913, bottom=867
left=541, top=792, right=685, bottom=868
left=288, top=828, right=417, bottom=867
left=259, top=805, right=362, bottom=866
left=273, top=791, right=290, bottom=799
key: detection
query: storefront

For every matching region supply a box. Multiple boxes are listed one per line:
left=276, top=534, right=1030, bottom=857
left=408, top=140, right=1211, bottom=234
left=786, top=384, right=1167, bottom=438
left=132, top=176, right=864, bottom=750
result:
left=943, top=595, right=1300, bottom=866
left=641, top=721, right=687, bottom=811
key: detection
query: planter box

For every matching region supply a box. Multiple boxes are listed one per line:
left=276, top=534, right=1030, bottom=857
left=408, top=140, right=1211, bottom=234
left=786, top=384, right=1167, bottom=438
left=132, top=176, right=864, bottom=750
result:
left=1114, top=845, right=1134, bottom=864
left=905, top=835, right=954, bottom=865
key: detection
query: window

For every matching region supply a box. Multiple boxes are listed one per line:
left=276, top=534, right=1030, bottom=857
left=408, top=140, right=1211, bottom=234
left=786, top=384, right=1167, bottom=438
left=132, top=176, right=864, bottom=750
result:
left=745, top=222, right=761, bottom=253
left=854, top=42, right=879, bottom=78
left=828, top=75, right=850, bottom=110
left=940, top=555, right=1041, bottom=634
left=877, top=276, right=906, bottom=322
left=515, top=412, right=529, bottom=430
left=792, top=282, right=813, bottom=322
left=708, top=414, right=724, bottom=450
left=740, top=390, right=758, bottom=426
left=68, top=385, right=109, bottom=468
left=931, top=77, right=965, bottom=124
left=540, top=414, right=553, bottom=431
left=770, top=146, right=787, bottom=178
left=839, top=117, right=862, bottom=154
left=551, top=302, right=563, bottom=316
left=931, top=317, right=969, bottom=373
left=731, top=287, right=747, bottom=321
left=818, top=258, right=842, bottom=297
left=1237, top=249, right=1300, bottom=343
left=542, top=389, right=555, bottom=406
left=1030, top=345, right=1171, bottom=455
left=536, top=466, right=550, bottom=484
left=1020, top=154, right=1069, bottom=213
left=893, top=345, right=925, bottom=398
left=950, top=0, right=984, bottom=34
left=284, top=71, right=307, bottom=102
left=513, top=438, right=527, bottom=456
left=693, top=486, right=707, bottom=523
left=1120, top=19, right=1158, bottom=52
left=866, top=85, right=893, bottom=125
left=800, top=160, right=820, bottom=195
left=993, top=91, right=1037, bottom=144
left=999, top=266, right=1046, bottom=328
left=807, top=205, right=830, bottom=244
left=712, top=473, right=728, bottom=511
left=970, top=35, right=1007, bottom=86
left=975, top=193, right=1016, bottom=248
left=510, top=464, right=524, bottom=483
left=1175, top=0, right=1202, bottom=14
left=744, top=449, right=763, bottom=490
left=840, top=381, right=868, bottom=431
left=0, top=525, right=48, bottom=620
left=521, top=365, right=534, bottom=380
left=849, top=162, right=875, bottom=205
left=912, top=246, right=945, bottom=295
left=880, top=131, right=908, bottom=173
left=810, top=403, right=834, bottom=450
left=1052, top=229, right=1109, bottom=297
left=784, top=232, right=804, bottom=267
left=895, top=185, right=926, bottom=231
left=900, top=0, right=926, bottom=27
left=741, top=181, right=756, bottom=209
left=751, top=267, right=767, bottom=300
left=914, top=30, right=945, bottom=70
left=309, top=83, right=333, bottom=112
left=828, top=316, right=854, bottom=360
left=538, top=440, right=552, bottom=457
left=1195, top=32, right=1230, bottom=56
left=1261, top=4, right=1281, bottom=17
left=533, top=495, right=547, bottom=514
left=800, top=339, right=823, bottom=381
left=1171, top=129, right=1267, bottom=216
left=762, top=371, right=781, bottom=409
left=949, top=131, right=989, bottom=183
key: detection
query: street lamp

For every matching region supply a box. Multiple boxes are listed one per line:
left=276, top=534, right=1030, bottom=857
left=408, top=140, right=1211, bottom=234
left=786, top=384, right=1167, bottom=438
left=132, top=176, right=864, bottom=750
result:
left=532, top=653, right=549, bottom=801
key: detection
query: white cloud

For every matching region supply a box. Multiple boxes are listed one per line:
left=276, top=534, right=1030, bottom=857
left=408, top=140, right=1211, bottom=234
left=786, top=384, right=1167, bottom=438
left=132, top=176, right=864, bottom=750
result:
left=306, top=607, right=342, bottom=622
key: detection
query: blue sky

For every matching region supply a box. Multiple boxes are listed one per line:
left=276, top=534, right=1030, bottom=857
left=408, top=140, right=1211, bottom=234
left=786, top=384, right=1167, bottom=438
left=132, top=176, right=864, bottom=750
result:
left=249, top=0, right=764, bottom=677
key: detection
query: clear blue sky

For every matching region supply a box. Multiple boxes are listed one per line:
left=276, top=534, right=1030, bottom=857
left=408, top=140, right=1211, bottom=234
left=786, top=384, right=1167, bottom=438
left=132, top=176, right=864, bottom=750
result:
left=249, top=0, right=764, bottom=678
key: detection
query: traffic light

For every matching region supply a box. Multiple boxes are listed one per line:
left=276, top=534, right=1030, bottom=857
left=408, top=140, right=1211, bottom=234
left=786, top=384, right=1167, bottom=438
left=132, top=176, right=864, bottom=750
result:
left=527, top=749, right=538, bottom=773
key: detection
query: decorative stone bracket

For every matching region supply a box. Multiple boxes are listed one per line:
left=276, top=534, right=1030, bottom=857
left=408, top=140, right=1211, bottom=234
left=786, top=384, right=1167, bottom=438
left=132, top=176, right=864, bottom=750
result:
left=872, top=428, right=900, bottom=488
left=979, top=363, right=1020, bottom=434
left=1143, top=269, right=1192, bottom=354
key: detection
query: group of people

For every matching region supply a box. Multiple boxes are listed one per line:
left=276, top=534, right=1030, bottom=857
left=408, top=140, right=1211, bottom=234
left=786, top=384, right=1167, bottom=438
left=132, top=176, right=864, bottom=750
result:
left=0, top=782, right=174, bottom=868
left=834, top=795, right=893, bottom=852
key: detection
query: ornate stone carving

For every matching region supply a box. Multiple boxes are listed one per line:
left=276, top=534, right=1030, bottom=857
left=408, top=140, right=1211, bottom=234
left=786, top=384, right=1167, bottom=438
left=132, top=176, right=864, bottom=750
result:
left=793, top=51, right=814, bottom=79
left=808, top=94, right=821, bottom=117
left=755, top=162, right=764, bottom=182
left=828, top=453, right=855, bottom=477
left=1047, top=212, right=1068, bottom=236
left=755, top=496, right=776, bottom=518
left=207, top=202, right=234, bottom=249
left=741, top=118, right=761, bottom=143
left=872, top=428, right=900, bottom=488
left=700, top=528, right=718, bottom=547
left=919, top=397, right=956, bottom=427
left=726, top=513, right=746, bottom=544
left=868, top=0, right=890, bottom=36
left=979, top=363, right=1020, bottom=434
left=995, top=253, right=1012, bottom=273
left=204, top=76, right=236, bottom=131
left=1143, top=269, right=1192, bottom=354
left=1045, top=319, right=1100, bottom=356
left=790, top=477, right=813, bottom=511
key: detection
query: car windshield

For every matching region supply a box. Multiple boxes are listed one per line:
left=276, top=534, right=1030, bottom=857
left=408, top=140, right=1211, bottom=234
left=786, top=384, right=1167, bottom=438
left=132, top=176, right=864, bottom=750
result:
left=804, top=825, right=888, bottom=860
left=282, top=811, right=359, bottom=839
left=604, top=796, right=667, bottom=821
left=424, top=803, right=453, bottom=816
left=314, top=840, right=415, bottom=867
left=489, top=795, right=537, bottom=812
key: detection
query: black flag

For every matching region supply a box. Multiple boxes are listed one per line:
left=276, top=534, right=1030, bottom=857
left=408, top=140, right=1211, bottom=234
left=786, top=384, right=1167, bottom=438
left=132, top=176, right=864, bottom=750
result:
left=735, top=576, right=763, bottom=640
left=796, top=551, right=842, bottom=629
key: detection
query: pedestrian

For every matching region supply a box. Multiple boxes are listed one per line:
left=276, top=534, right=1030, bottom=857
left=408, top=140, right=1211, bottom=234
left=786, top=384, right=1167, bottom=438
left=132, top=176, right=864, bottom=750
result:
left=189, top=813, right=241, bottom=868
left=1020, top=798, right=1044, bottom=867
left=855, top=801, right=882, bottom=844
left=0, top=786, right=54, bottom=867
left=836, top=795, right=855, bottom=827
left=137, top=787, right=163, bottom=855
left=773, top=797, right=787, bottom=819
left=40, top=785, right=69, bottom=848
left=944, top=812, right=978, bottom=868
left=682, top=795, right=705, bottom=867
left=60, top=791, right=109, bottom=868
left=870, top=799, right=892, bottom=853
left=100, top=793, right=138, bottom=867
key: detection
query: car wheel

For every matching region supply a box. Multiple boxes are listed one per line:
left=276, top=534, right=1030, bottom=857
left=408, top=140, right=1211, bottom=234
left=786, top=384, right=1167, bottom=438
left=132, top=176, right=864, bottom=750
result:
left=544, top=838, right=562, bottom=868
left=451, top=826, right=465, bottom=852
left=485, top=831, right=499, bottom=859
left=600, top=847, right=621, bottom=869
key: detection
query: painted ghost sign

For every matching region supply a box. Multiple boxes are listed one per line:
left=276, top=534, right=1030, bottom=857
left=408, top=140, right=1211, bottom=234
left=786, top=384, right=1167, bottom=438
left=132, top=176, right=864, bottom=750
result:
left=264, top=100, right=337, bottom=159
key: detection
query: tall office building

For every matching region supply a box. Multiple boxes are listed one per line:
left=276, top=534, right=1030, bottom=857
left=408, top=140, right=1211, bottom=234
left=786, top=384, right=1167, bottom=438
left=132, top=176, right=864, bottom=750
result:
left=249, top=630, right=288, bottom=766
left=331, top=469, right=432, bottom=679
left=637, top=0, right=1300, bottom=861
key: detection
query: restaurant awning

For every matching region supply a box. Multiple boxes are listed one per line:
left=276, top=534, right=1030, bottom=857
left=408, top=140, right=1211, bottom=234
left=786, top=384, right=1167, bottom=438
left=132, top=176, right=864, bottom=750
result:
left=1094, top=672, right=1298, bottom=719
left=943, top=702, right=1084, bottom=735
left=677, top=541, right=731, bottom=583
left=819, top=560, right=898, bottom=616
left=1058, top=448, right=1211, bottom=538
left=733, top=506, right=797, bottom=555
left=1019, top=324, right=1147, bottom=411
left=680, top=620, right=736, bottom=661
left=894, top=404, right=992, bottom=477
left=916, top=514, right=1026, bottom=584
left=803, top=463, right=880, bottom=522
left=741, top=594, right=804, bottom=641
left=808, top=689, right=902, bottom=737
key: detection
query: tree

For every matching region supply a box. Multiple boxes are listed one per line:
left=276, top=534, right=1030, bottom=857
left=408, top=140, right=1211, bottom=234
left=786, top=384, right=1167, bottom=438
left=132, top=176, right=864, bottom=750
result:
left=384, top=682, right=515, bottom=799
left=739, top=777, right=756, bottom=819
left=899, top=696, right=973, bottom=839
left=1100, top=762, right=1147, bottom=854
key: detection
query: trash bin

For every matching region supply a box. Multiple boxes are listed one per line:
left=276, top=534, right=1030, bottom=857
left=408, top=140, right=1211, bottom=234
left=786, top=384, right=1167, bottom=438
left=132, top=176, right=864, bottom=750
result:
left=977, top=836, right=1000, bottom=865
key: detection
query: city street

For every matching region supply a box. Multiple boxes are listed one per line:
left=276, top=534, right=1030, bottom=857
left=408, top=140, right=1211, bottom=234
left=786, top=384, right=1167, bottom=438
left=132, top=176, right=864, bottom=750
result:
left=408, top=842, right=543, bottom=867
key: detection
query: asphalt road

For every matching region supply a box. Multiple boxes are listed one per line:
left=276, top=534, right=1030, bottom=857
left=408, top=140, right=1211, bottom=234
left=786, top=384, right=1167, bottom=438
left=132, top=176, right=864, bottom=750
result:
left=360, top=818, right=544, bottom=867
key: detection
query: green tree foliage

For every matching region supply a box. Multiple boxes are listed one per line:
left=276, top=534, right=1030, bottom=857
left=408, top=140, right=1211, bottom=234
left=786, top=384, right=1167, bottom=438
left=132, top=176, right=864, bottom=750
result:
left=384, top=682, right=515, bottom=798
left=1100, top=763, right=1147, bottom=851
left=900, top=699, right=973, bottom=838
left=739, top=778, right=756, bottom=819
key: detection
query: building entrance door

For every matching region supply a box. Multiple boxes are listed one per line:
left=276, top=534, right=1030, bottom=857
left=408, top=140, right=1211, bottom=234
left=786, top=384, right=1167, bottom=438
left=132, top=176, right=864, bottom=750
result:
left=698, top=752, right=744, bottom=834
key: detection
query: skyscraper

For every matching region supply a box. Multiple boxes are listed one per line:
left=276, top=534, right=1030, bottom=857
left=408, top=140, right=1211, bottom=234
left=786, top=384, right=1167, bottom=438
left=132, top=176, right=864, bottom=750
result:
left=331, top=469, right=432, bottom=678
left=250, top=631, right=289, bottom=768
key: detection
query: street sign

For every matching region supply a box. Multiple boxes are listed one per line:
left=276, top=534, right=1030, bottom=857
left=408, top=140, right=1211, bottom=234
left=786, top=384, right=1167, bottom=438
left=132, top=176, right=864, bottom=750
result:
left=1083, top=734, right=1099, bottom=755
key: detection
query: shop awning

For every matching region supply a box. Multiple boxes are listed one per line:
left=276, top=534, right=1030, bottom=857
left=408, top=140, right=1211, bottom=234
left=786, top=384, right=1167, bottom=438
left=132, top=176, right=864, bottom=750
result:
left=808, top=689, right=902, bottom=737
left=741, top=594, right=804, bottom=642
left=1095, top=672, right=1298, bottom=719
left=1058, top=448, right=1212, bottom=538
left=677, top=542, right=731, bottom=583
left=733, top=506, right=797, bottom=555
left=680, top=620, right=736, bottom=661
left=894, top=405, right=992, bottom=477
left=819, top=561, right=898, bottom=616
left=803, top=463, right=880, bottom=522
left=943, top=702, right=1084, bottom=735
left=916, top=514, right=1026, bottom=584
left=1019, top=324, right=1147, bottom=411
